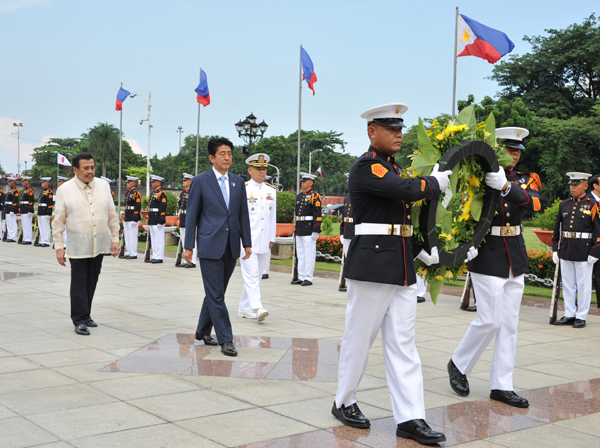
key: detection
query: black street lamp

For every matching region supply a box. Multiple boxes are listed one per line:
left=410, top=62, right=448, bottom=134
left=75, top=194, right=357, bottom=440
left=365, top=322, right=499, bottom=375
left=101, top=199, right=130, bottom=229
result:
left=234, top=113, right=268, bottom=155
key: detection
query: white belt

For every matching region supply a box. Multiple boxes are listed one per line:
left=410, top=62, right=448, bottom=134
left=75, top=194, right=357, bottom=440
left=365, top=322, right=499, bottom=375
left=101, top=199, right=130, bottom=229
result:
left=126, top=206, right=135, bottom=210
left=343, top=217, right=353, bottom=223
left=355, top=223, right=413, bottom=237
left=6, top=202, right=12, bottom=205
left=38, top=204, right=48, bottom=207
left=149, top=208, right=159, bottom=212
left=563, top=231, right=592, bottom=239
left=296, top=216, right=313, bottom=221
left=20, top=201, right=29, bottom=204
left=180, top=210, right=186, bottom=214
left=490, top=225, right=522, bottom=237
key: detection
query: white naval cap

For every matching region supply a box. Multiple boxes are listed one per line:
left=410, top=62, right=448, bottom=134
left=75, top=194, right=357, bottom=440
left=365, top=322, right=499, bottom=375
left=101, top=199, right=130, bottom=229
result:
left=150, top=175, right=164, bottom=182
left=126, top=175, right=139, bottom=182
left=361, top=103, right=408, bottom=128
left=182, top=173, right=193, bottom=180
left=57, top=175, right=70, bottom=181
left=6, top=176, right=17, bottom=181
left=100, top=176, right=113, bottom=183
left=21, top=176, right=32, bottom=181
left=245, top=153, right=270, bottom=167
left=300, top=172, right=316, bottom=181
left=40, top=177, right=52, bottom=182
left=496, top=127, right=529, bottom=151
left=566, top=172, right=592, bottom=185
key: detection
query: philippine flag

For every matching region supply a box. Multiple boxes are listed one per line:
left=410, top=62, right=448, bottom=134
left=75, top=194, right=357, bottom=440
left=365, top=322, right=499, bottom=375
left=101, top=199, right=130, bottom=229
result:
left=457, top=14, right=514, bottom=64
left=57, top=153, right=71, bottom=166
left=115, top=87, right=130, bottom=111
left=195, top=70, right=210, bottom=106
left=301, top=48, right=317, bottom=95
left=316, top=167, right=323, bottom=181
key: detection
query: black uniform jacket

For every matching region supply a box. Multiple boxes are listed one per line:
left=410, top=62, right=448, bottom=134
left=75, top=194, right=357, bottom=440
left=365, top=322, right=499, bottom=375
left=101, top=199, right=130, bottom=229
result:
left=468, top=169, right=542, bottom=278
left=552, top=194, right=600, bottom=262
left=340, top=194, right=355, bottom=239
left=178, top=189, right=189, bottom=228
left=343, top=146, right=440, bottom=287
left=0, top=191, right=4, bottom=217
left=148, top=188, right=167, bottom=225
left=4, top=188, right=19, bottom=214
left=124, top=188, right=142, bottom=222
left=37, top=187, right=54, bottom=216
left=20, top=186, right=34, bottom=214
left=295, top=188, right=322, bottom=236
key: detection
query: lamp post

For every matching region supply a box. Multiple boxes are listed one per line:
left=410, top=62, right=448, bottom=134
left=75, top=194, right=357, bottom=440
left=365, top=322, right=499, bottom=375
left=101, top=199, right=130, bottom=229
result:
left=129, top=93, right=152, bottom=197
left=13, top=122, right=22, bottom=175
left=308, top=148, right=322, bottom=175
left=234, top=113, right=268, bottom=156
left=177, top=126, right=183, bottom=153
left=267, top=163, right=282, bottom=191
left=24, top=161, right=27, bottom=173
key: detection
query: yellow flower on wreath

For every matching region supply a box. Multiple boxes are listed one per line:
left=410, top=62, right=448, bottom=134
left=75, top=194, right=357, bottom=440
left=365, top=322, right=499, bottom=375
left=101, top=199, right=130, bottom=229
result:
left=436, top=134, right=444, bottom=141
left=435, top=275, right=444, bottom=281
left=444, top=270, right=454, bottom=279
left=417, top=266, right=428, bottom=276
left=467, top=176, right=480, bottom=188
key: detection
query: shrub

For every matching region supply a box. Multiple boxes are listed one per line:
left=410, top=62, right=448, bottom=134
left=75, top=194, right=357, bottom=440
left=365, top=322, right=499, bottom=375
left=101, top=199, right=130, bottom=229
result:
left=165, top=191, right=178, bottom=215
left=141, top=196, right=149, bottom=211
left=526, top=249, right=555, bottom=283
left=321, top=216, right=334, bottom=235
left=531, top=198, right=561, bottom=230
left=316, top=235, right=342, bottom=261
left=277, top=191, right=296, bottom=223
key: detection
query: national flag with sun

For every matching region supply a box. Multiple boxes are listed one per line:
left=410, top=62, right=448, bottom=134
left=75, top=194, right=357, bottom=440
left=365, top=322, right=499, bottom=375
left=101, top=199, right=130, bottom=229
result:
left=457, top=14, right=514, bottom=64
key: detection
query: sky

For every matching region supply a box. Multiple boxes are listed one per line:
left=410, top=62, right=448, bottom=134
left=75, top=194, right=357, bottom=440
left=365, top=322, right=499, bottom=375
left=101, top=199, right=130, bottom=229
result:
left=0, top=0, right=596, bottom=176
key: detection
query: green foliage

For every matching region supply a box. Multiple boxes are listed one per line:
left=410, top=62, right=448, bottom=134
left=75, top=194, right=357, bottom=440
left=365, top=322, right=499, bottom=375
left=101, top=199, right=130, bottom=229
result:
left=85, top=123, right=121, bottom=178
left=316, top=235, right=342, bottom=260
left=320, top=216, right=334, bottom=235
left=165, top=191, right=178, bottom=215
left=141, top=196, right=149, bottom=211
left=276, top=191, right=296, bottom=223
left=126, top=166, right=147, bottom=182
left=526, top=250, right=555, bottom=282
left=532, top=198, right=561, bottom=230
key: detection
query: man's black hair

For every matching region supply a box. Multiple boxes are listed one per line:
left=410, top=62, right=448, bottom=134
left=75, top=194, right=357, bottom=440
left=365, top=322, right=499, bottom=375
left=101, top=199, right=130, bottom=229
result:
left=590, top=174, right=600, bottom=190
left=72, top=152, right=94, bottom=169
left=208, top=138, right=234, bottom=157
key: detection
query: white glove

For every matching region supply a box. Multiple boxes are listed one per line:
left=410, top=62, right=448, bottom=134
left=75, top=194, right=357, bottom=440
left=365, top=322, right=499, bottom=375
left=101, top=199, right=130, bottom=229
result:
left=28, top=212, right=33, bottom=217
left=311, top=232, right=319, bottom=241
left=588, top=256, right=598, bottom=265
left=464, top=246, right=478, bottom=263
left=416, top=247, right=439, bottom=266
left=9, top=212, right=14, bottom=216
left=430, top=164, right=452, bottom=192
left=552, top=252, right=559, bottom=264
left=485, top=169, right=508, bottom=191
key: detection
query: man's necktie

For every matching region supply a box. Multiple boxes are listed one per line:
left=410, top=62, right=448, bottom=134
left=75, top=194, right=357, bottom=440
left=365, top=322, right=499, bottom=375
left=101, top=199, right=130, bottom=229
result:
left=219, top=175, right=229, bottom=209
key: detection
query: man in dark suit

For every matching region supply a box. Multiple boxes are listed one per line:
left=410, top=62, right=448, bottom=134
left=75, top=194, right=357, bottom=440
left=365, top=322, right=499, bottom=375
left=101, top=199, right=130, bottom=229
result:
left=587, top=174, right=600, bottom=308
left=184, top=137, right=252, bottom=357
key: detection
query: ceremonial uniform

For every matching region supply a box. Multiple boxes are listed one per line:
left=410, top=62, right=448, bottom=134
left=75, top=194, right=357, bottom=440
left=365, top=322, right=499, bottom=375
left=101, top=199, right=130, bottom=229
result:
left=587, top=191, right=600, bottom=308
left=294, top=178, right=322, bottom=283
left=338, top=177, right=354, bottom=291
left=123, top=177, right=141, bottom=258
left=57, top=176, right=69, bottom=248
left=147, top=176, right=167, bottom=262
left=0, top=190, right=4, bottom=235
left=4, top=182, right=19, bottom=241
left=37, top=180, right=54, bottom=246
left=19, top=180, right=35, bottom=244
left=177, top=174, right=197, bottom=266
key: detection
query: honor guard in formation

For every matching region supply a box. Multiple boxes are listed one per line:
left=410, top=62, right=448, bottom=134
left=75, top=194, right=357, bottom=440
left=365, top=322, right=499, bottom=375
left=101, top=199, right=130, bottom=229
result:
left=19, top=176, right=35, bottom=245
left=123, top=175, right=141, bottom=259
left=448, top=127, right=541, bottom=408
left=238, top=153, right=275, bottom=322
left=177, top=173, right=196, bottom=268
left=338, top=173, right=354, bottom=292
left=4, top=177, right=19, bottom=242
left=0, top=184, right=5, bottom=236
left=101, top=177, right=116, bottom=203
left=292, top=172, right=322, bottom=286
left=587, top=175, right=600, bottom=308
left=552, top=172, right=600, bottom=328
left=36, top=177, right=54, bottom=247
left=57, top=176, right=69, bottom=249
left=333, top=103, right=450, bottom=444
left=146, top=174, right=167, bottom=263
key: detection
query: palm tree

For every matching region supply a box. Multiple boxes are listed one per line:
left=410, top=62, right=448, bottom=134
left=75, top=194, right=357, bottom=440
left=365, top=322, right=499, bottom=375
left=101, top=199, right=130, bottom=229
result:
left=86, top=122, right=120, bottom=177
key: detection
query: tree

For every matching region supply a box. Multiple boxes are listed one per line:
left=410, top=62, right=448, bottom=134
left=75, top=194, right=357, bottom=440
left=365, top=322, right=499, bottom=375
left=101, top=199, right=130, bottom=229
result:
left=490, top=14, right=600, bottom=119
left=30, top=137, right=88, bottom=182
left=85, top=122, right=120, bottom=177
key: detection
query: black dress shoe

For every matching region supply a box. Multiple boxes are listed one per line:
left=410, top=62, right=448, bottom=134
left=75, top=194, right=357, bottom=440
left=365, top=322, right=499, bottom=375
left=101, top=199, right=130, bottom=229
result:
left=300, top=280, right=313, bottom=286
left=87, top=320, right=98, bottom=328
left=339, top=287, right=347, bottom=292
left=290, top=279, right=303, bottom=285
left=22, top=241, right=32, bottom=245
left=331, top=401, right=370, bottom=428
left=490, top=390, right=529, bottom=408
left=221, top=341, right=238, bottom=356
left=151, top=259, right=163, bottom=264
left=465, top=305, right=477, bottom=312
left=553, top=316, right=576, bottom=325
left=573, top=318, right=586, bottom=328
left=195, top=333, right=218, bottom=346
left=6, top=239, right=16, bottom=243
left=262, top=274, right=269, bottom=279
left=17, top=241, right=23, bottom=244
left=144, top=259, right=152, bottom=263
left=396, top=419, right=446, bottom=444
left=34, top=243, right=41, bottom=247
left=125, top=255, right=138, bottom=259
left=74, top=324, right=90, bottom=335
left=448, top=359, right=469, bottom=396
left=417, top=296, right=426, bottom=303
left=185, top=263, right=196, bottom=268
left=40, top=244, right=50, bottom=247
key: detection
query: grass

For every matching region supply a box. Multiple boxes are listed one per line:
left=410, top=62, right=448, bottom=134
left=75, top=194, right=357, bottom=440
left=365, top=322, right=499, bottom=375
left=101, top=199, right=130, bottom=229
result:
left=270, top=258, right=341, bottom=273
left=137, top=242, right=179, bottom=253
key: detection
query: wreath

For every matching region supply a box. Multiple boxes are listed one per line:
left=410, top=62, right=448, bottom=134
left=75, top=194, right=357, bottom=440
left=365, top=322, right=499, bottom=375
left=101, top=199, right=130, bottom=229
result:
left=406, top=105, right=514, bottom=303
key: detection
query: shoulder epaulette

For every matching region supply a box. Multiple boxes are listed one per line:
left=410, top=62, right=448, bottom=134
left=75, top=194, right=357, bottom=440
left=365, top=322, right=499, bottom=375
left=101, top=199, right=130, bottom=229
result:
left=519, top=171, right=543, bottom=191
left=364, top=151, right=377, bottom=159
left=264, top=182, right=276, bottom=189
left=245, top=181, right=249, bottom=185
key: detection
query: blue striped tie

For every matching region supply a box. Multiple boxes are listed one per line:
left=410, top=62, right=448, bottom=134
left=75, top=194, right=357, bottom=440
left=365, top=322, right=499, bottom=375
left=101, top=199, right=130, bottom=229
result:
left=219, top=175, right=229, bottom=209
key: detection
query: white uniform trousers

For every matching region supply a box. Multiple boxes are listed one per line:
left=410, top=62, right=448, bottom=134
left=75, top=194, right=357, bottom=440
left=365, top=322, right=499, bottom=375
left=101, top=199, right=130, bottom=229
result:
left=240, top=252, right=270, bottom=311
left=149, top=224, right=165, bottom=260
left=263, top=252, right=270, bottom=275
left=5, top=214, right=17, bottom=241
left=560, top=259, right=593, bottom=320
left=124, top=221, right=139, bottom=257
left=416, top=275, right=427, bottom=298
left=342, top=237, right=351, bottom=257
left=297, top=235, right=316, bottom=282
left=21, top=212, right=33, bottom=242
left=336, top=279, right=425, bottom=424
left=179, top=227, right=197, bottom=263
left=452, top=271, right=524, bottom=391
left=39, top=216, right=51, bottom=245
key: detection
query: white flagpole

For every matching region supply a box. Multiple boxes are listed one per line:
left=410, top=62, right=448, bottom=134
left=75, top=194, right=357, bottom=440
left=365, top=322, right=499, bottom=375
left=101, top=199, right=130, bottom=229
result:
left=452, top=6, right=459, bottom=120
left=195, top=68, right=201, bottom=176
left=297, top=45, right=302, bottom=195
left=118, top=82, right=123, bottom=220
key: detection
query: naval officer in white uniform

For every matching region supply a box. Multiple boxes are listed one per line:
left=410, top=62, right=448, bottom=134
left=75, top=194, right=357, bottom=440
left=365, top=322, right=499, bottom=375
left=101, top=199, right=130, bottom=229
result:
left=238, top=153, right=275, bottom=322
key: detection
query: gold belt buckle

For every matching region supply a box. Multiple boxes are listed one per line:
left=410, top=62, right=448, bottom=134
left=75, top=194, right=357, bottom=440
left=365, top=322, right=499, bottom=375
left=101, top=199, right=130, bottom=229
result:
left=566, top=231, right=575, bottom=238
left=388, top=224, right=394, bottom=235
left=401, top=225, right=412, bottom=237
left=500, top=226, right=516, bottom=237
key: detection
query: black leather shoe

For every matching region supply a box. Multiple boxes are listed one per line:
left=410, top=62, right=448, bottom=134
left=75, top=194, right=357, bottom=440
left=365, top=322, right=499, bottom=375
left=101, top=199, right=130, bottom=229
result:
left=301, top=280, right=313, bottom=286
left=262, top=274, right=269, bottom=279
left=573, top=318, right=586, bottom=328
left=144, top=259, right=152, bottom=263
left=417, top=296, right=426, bottom=303
left=221, top=341, right=238, bottom=356
left=396, top=419, right=446, bottom=444
left=87, top=320, right=98, bottom=328
left=22, top=241, right=32, bottom=245
left=125, top=255, right=137, bottom=259
left=448, top=359, right=469, bottom=396
left=151, top=259, right=163, bottom=264
left=490, top=390, right=529, bottom=408
left=465, top=305, right=477, bottom=312
left=40, top=244, right=50, bottom=247
left=553, top=316, right=576, bottom=325
left=185, top=263, right=196, bottom=268
left=331, top=401, right=370, bottom=428
left=339, top=287, right=347, bottom=292
left=6, top=239, right=16, bottom=243
left=74, top=324, right=90, bottom=335
left=195, top=333, right=218, bottom=346
left=34, top=242, right=41, bottom=247
left=290, top=279, right=302, bottom=285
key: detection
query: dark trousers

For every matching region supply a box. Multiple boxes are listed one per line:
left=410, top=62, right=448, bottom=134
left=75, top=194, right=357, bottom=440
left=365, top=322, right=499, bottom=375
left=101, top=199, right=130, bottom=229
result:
left=594, top=261, right=600, bottom=308
left=69, top=255, right=104, bottom=326
left=197, top=242, right=236, bottom=344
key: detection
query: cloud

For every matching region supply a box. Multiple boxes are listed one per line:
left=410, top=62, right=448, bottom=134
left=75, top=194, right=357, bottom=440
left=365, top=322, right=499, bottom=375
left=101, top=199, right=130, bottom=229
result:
left=126, top=138, right=145, bottom=155
left=0, top=116, right=52, bottom=174
left=0, top=0, right=49, bottom=14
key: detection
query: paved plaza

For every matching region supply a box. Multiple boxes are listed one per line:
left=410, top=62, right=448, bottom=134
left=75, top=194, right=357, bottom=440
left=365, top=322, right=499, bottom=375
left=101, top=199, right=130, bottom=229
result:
left=1, top=242, right=600, bottom=447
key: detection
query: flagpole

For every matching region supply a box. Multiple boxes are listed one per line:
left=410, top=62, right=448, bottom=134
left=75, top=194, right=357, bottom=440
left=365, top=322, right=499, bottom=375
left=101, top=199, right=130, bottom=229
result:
left=195, top=68, right=201, bottom=176
left=452, top=6, right=459, bottom=120
left=296, top=45, right=302, bottom=195
left=118, top=82, right=123, bottom=220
